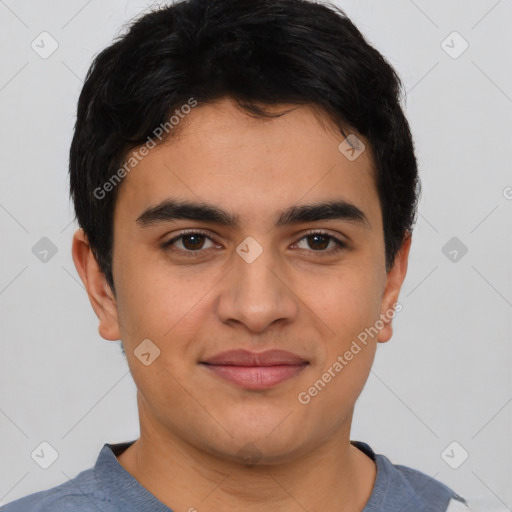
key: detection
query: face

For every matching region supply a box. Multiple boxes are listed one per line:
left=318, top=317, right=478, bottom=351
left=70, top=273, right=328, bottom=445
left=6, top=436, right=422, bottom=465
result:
left=73, top=97, right=410, bottom=464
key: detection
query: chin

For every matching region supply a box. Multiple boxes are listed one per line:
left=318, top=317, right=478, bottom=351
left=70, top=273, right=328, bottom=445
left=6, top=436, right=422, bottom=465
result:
left=202, top=415, right=315, bottom=466
left=207, top=434, right=311, bottom=467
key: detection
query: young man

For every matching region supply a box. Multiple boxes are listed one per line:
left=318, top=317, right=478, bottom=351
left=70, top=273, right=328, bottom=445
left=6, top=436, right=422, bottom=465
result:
left=2, top=0, right=470, bottom=510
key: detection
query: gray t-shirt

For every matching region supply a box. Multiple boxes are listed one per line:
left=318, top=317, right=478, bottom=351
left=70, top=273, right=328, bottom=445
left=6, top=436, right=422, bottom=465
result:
left=1, top=440, right=468, bottom=511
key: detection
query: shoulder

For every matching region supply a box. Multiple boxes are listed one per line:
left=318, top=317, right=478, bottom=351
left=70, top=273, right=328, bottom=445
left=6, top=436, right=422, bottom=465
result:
left=0, top=468, right=115, bottom=512
left=379, top=455, right=467, bottom=511
left=394, top=461, right=462, bottom=496
left=351, top=441, right=467, bottom=512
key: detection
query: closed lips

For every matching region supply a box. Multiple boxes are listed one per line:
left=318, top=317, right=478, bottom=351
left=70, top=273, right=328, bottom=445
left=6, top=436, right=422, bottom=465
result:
left=200, top=349, right=309, bottom=390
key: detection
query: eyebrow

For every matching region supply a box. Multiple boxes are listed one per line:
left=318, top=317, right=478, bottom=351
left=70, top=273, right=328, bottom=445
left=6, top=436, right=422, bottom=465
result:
left=136, top=198, right=370, bottom=229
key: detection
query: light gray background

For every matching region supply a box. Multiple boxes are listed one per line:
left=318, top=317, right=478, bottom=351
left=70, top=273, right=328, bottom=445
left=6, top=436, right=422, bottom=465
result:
left=0, top=0, right=511, bottom=509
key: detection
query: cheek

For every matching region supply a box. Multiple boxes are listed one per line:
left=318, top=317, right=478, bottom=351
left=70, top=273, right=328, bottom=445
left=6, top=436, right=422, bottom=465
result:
left=113, top=247, right=208, bottom=340
left=301, top=260, right=383, bottom=341
left=296, top=272, right=381, bottom=421
left=113, top=263, right=218, bottom=406
left=115, top=273, right=212, bottom=421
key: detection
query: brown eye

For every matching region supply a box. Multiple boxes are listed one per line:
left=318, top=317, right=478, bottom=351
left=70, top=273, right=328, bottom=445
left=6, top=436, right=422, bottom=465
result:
left=295, top=232, right=347, bottom=253
left=306, top=234, right=330, bottom=250
left=163, top=231, right=216, bottom=255
left=181, top=234, right=206, bottom=250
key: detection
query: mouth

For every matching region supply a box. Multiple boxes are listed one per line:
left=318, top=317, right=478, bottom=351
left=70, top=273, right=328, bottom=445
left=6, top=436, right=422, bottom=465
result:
left=200, top=349, right=309, bottom=390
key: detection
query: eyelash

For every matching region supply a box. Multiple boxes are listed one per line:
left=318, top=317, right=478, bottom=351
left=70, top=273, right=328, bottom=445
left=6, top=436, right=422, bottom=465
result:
left=162, top=229, right=348, bottom=258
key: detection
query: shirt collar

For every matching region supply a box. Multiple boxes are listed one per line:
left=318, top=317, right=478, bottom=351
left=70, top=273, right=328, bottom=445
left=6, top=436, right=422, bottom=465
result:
left=94, top=440, right=173, bottom=511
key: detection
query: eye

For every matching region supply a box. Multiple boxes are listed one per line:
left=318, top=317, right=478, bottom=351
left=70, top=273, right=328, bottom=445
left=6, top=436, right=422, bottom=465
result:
left=162, top=230, right=217, bottom=256
left=293, top=231, right=347, bottom=253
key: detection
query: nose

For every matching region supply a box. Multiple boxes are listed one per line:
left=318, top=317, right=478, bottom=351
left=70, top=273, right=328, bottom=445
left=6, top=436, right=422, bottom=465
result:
left=216, top=245, right=299, bottom=334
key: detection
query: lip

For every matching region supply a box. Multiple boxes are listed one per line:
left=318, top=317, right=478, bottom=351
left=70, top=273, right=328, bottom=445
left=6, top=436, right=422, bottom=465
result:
left=200, top=349, right=309, bottom=390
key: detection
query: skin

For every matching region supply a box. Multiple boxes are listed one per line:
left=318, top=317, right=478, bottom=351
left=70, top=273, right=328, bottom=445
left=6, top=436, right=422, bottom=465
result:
left=72, top=97, right=411, bottom=512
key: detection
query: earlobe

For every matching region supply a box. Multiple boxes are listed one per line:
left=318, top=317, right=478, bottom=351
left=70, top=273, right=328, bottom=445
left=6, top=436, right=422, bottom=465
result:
left=71, top=228, right=121, bottom=341
left=377, top=232, right=412, bottom=344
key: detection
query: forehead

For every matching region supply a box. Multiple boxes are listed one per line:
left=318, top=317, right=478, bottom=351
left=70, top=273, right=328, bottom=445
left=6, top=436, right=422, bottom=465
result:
left=113, top=98, right=380, bottom=230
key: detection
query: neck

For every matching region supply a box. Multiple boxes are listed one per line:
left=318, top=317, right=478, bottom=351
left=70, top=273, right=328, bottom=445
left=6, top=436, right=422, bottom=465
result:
left=117, top=401, right=376, bottom=512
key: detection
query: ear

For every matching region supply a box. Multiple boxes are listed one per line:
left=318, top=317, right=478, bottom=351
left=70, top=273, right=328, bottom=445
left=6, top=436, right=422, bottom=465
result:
left=71, top=228, right=121, bottom=341
left=377, top=232, right=412, bottom=343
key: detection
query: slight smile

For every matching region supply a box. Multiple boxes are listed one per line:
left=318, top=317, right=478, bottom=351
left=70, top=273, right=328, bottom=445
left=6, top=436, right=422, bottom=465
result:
left=200, top=349, right=310, bottom=390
